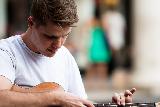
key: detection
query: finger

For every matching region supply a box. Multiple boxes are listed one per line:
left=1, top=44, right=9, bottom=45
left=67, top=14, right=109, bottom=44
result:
left=124, top=88, right=136, bottom=97
left=84, top=103, right=94, bottom=107
left=112, top=93, right=120, bottom=105
left=119, top=93, right=125, bottom=106
left=80, top=103, right=87, bottom=107
left=124, top=90, right=132, bottom=97
left=82, top=99, right=95, bottom=107
left=124, top=88, right=136, bottom=103
left=130, top=88, right=136, bottom=94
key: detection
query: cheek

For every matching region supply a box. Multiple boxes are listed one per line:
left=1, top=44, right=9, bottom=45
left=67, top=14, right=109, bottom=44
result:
left=39, top=38, right=53, bottom=49
left=32, top=31, right=60, bottom=49
left=31, top=32, right=46, bottom=49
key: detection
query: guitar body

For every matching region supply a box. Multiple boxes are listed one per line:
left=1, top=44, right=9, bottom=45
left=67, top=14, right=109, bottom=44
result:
left=11, top=82, right=64, bottom=93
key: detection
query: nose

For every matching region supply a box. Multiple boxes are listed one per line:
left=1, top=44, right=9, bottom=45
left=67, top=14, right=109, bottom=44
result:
left=51, top=37, right=64, bottom=49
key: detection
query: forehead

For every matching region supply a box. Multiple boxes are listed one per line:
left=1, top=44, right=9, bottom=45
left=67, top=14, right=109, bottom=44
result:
left=37, top=22, right=72, bottom=36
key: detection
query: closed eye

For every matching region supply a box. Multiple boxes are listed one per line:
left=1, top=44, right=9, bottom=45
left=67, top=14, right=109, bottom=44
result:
left=43, top=32, right=70, bottom=40
left=43, top=34, right=59, bottom=40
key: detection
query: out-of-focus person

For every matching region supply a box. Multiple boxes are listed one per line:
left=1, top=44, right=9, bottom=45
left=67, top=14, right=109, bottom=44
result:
left=83, top=0, right=111, bottom=90
left=102, top=0, right=128, bottom=88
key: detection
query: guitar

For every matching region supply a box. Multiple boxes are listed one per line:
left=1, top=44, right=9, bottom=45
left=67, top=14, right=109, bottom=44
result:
left=10, top=82, right=160, bottom=107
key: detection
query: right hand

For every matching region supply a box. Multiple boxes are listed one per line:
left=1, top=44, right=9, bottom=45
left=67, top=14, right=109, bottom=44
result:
left=48, top=91, right=94, bottom=107
left=112, top=88, right=136, bottom=105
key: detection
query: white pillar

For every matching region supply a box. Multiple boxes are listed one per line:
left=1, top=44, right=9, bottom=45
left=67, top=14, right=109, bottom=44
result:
left=132, top=0, right=160, bottom=94
left=0, top=0, right=6, bottom=38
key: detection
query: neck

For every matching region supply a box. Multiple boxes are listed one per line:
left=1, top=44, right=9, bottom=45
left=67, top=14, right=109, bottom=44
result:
left=21, top=28, right=38, bottom=53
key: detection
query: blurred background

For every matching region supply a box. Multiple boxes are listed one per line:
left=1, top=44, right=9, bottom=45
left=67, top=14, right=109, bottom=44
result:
left=1, top=0, right=160, bottom=103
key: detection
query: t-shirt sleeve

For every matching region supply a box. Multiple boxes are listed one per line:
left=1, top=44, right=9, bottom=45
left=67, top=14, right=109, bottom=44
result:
left=0, top=49, right=16, bottom=83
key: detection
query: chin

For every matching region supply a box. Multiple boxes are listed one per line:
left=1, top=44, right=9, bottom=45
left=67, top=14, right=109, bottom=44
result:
left=46, top=54, right=55, bottom=57
left=41, top=49, right=57, bottom=57
left=44, top=52, right=56, bottom=57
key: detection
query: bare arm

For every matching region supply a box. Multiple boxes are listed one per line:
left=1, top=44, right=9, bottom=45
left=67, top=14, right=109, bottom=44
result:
left=0, top=76, right=58, bottom=107
left=0, top=88, right=95, bottom=107
left=0, top=90, right=57, bottom=107
left=0, top=76, right=94, bottom=107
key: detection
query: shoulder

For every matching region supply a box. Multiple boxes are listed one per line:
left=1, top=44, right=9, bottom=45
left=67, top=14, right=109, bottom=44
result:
left=59, top=46, right=70, bottom=52
left=58, top=46, right=73, bottom=57
left=56, top=46, right=77, bottom=64
left=0, top=35, right=20, bottom=58
left=0, top=35, right=19, bottom=49
left=0, top=36, right=19, bottom=69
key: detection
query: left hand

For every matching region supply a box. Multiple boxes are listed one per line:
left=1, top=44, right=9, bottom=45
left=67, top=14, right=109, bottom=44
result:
left=112, top=88, right=136, bottom=106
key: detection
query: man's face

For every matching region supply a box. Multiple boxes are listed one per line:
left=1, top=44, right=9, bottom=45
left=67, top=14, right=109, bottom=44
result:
left=30, top=22, right=72, bottom=57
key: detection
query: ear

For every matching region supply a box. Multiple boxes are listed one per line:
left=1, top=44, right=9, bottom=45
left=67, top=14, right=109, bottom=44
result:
left=27, top=16, right=34, bottom=27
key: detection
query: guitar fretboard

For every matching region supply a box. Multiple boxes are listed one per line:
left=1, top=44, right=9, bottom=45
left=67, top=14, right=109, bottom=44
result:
left=94, top=103, right=156, bottom=107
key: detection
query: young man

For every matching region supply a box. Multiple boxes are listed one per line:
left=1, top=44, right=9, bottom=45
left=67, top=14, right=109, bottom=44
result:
left=0, top=0, right=135, bottom=107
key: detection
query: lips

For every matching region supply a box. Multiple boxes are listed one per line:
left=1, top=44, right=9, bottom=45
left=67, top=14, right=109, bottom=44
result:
left=47, top=49, right=54, bottom=53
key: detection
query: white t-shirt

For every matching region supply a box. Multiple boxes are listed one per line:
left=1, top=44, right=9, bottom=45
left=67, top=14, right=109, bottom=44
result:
left=0, top=35, right=87, bottom=99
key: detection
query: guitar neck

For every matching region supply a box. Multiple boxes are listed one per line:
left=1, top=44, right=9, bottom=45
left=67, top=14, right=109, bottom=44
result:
left=47, top=102, right=160, bottom=107
left=94, top=103, right=158, bottom=107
